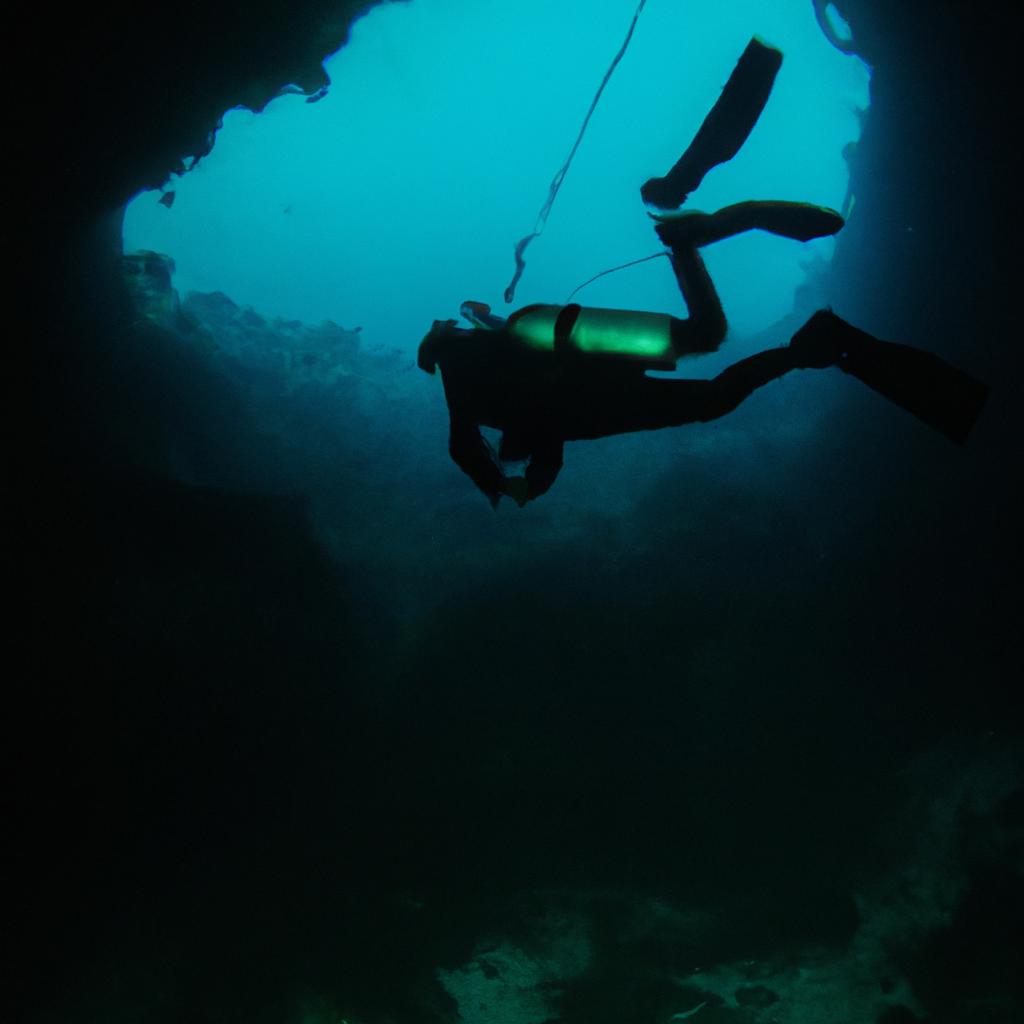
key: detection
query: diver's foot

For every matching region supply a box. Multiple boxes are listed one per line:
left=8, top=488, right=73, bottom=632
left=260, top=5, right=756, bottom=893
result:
left=652, top=210, right=713, bottom=249
left=641, top=177, right=689, bottom=211
left=789, top=309, right=871, bottom=368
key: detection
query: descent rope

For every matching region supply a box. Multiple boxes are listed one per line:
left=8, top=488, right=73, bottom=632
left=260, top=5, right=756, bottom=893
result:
left=503, top=0, right=649, bottom=304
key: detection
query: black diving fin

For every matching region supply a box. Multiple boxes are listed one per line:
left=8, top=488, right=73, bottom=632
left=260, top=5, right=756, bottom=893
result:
left=641, top=37, right=784, bottom=210
left=840, top=337, right=989, bottom=444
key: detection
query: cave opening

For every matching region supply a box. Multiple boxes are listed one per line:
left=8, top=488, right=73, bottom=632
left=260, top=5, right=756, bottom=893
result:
left=123, top=0, right=870, bottom=358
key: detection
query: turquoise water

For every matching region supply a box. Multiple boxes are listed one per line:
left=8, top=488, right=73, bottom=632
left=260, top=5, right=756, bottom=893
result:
left=124, top=0, right=868, bottom=353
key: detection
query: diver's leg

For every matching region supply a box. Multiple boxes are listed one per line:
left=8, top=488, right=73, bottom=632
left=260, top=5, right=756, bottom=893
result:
left=559, top=348, right=800, bottom=439
left=664, top=244, right=728, bottom=355
left=656, top=203, right=842, bottom=357
left=697, top=346, right=800, bottom=420
left=670, top=310, right=988, bottom=442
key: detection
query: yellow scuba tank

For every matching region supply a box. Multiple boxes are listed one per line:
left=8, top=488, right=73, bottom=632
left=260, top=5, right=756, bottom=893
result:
left=506, top=303, right=678, bottom=370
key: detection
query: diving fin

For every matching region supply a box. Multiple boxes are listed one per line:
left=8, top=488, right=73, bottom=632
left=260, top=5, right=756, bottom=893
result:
left=840, top=335, right=989, bottom=444
left=641, top=37, right=783, bottom=210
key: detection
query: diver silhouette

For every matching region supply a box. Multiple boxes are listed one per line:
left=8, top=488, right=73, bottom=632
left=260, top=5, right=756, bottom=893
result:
left=419, top=38, right=988, bottom=507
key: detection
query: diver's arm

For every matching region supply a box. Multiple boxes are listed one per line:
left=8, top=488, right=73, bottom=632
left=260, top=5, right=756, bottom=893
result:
left=449, top=412, right=505, bottom=508
left=524, top=436, right=564, bottom=500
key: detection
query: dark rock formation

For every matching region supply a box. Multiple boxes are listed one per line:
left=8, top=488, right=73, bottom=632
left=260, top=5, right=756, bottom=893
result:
left=181, top=287, right=363, bottom=387
left=734, top=983, right=780, bottom=1007
left=14, top=2, right=390, bottom=233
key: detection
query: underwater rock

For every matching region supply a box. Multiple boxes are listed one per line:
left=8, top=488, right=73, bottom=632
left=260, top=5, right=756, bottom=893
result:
left=875, top=1006, right=921, bottom=1024
left=734, top=983, right=780, bottom=1007
left=437, top=916, right=593, bottom=1024
left=181, top=290, right=363, bottom=390
left=22, top=2, right=382, bottom=235
left=122, top=249, right=175, bottom=293
left=122, top=251, right=367, bottom=392
left=122, top=249, right=182, bottom=329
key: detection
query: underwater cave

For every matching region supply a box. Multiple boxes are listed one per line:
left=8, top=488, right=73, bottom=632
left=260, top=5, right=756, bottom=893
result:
left=123, top=0, right=867, bottom=345
left=12, top=1, right=1023, bottom=1023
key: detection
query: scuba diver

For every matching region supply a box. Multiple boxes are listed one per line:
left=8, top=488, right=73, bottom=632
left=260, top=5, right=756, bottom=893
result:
left=419, top=39, right=988, bottom=507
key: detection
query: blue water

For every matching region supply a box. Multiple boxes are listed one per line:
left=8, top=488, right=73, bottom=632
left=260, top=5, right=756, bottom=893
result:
left=124, top=0, right=868, bottom=357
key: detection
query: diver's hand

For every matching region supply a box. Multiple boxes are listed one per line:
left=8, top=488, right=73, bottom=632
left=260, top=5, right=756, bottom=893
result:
left=503, top=475, right=530, bottom=508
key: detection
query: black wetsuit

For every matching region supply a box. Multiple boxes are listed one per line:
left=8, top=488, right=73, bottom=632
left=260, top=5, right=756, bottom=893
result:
left=421, top=324, right=800, bottom=505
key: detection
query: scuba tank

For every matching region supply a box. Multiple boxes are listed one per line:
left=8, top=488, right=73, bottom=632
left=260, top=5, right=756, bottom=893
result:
left=460, top=300, right=677, bottom=369
left=506, top=302, right=677, bottom=369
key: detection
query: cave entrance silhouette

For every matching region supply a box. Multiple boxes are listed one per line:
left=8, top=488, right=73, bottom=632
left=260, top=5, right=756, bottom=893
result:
left=124, top=0, right=870, bottom=360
